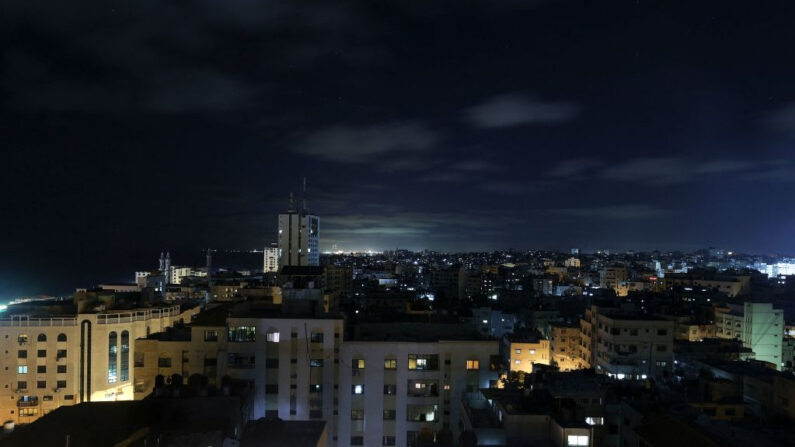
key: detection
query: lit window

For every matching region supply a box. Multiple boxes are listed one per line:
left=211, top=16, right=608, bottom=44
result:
left=353, top=384, right=364, bottom=394
left=466, top=360, right=479, bottom=370
left=108, top=332, right=118, bottom=384
left=384, top=358, right=397, bottom=370
left=567, top=435, right=589, bottom=446
left=353, top=359, right=365, bottom=369
left=530, top=349, right=536, bottom=355
left=515, top=360, right=521, bottom=365
left=17, top=366, right=27, bottom=374
left=266, top=332, right=280, bottom=343
left=515, top=349, right=521, bottom=354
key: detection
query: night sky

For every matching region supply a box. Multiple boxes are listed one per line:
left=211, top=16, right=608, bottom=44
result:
left=2, top=0, right=795, bottom=298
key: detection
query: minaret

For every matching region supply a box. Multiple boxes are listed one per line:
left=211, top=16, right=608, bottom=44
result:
left=164, top=252, right=171, bottom=283
left=205, top=248, right=213, bottom=305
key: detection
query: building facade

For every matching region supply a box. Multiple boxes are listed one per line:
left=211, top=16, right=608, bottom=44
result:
left=581, top=306, right=675, bottom=380
left=337, top=340, right=500, bottom=447
left=263, top=247, right=280, bottom=273
left=278, top=211, right=320, bottom=268
left=0, top=305, right=193, bottom=424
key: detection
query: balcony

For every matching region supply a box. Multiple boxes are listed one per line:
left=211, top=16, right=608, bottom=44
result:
left=17, top=398, right=39, bottom=408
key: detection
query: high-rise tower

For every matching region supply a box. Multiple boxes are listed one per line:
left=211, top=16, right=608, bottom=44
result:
left=277, top=180, right=319, bottom=269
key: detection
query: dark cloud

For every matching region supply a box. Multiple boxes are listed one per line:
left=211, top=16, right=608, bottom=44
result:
left=290, top=122, right=438, bottom=163
left=552, top=205, right=673, bottom=219
left=465, top=93, right=580, bottom=128
left=546, top=158, right=602, bottom=178
left=598, top=157, right=771, bottom=186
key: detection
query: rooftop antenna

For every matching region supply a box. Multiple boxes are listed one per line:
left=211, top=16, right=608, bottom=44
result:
left=288, top=192, right=296, bottom=212
left=302, top=176, right=307, bottom=214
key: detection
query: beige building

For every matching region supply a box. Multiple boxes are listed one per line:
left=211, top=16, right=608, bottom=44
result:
left=549, top=323, right=584, bottom=371
left=600, top=266, right=627, bottom=292
left=502, top=335, right=551, bottom=374
left=0, top=305, right=195, bottom=424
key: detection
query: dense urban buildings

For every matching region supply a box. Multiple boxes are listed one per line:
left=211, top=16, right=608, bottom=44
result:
left=2, top=193, right=794, bottom=447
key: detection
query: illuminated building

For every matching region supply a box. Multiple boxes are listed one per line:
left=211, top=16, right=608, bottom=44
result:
left=278, top=193, right=320, bottom=268
left=715, top=302, right=784, bottom=369
left=133, top=304, right=343, bottom=440
left=169, top=266, right=207, bottom=285
left=0, top=305, right=196, bottom=424
left=549, top=323, right=584, bottom=371
left=337, top=337, right=500, bottom=447
left=501, top=333, right=551, bottom=374
left=263, top=246, right=280, bottom=273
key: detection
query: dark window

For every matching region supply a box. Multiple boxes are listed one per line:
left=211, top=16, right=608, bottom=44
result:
left=310, top=384, right=322, bottom=393
left=310, top=332, right=324, bottom=343
left=384, top=384, right=397, bottom=395
left=657, top=329, right=667, bottom=336
left=383, top=436, right=396, bottom=446
left=64, top=395, right=74, bottom=400
left=383, top=410, right=396, bottom=420
left=37, top=350, right=46, bottom=358
left=266, top=358, right=279, bottom=368
left=57, top=380, right=66, bottom=389
left=204, top=330, right=219, bottom=342
left=57, top=334, right=67, bottom=342
left=18, top=350, right=26, bottom=359
left=37, top=334, right=47, bottom=342
left=351, top=436, right=364, bottom=446
left=656, top=345, right=667, bottom=352
left=204, top=357, right=217, bottom=366
left=37, top=366, right=46, bottom=374
left=310, top=359, right=324, bottom=367
left=158, top=356, right=172, bottom=368
left=37, top=381, right=46, bottom=389
left=17, top=381, right=27, bottom=389
left=56, top=349, right=67, bottom=359
left=265, top=384, right=278, bottom=394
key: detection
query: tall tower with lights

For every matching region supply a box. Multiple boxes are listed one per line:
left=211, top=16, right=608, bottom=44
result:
left=277, top=179, right=319, bottom=269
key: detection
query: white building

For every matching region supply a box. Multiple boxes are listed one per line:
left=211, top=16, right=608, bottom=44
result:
left=278, top=210, right=320, bottom=268
left=263, top=247, right=280, bottom=273
left=170, top=266, right=207, bottom=285
left=716, top=303, right=784, bottom=369
left=338, top=339, right=500, bottom=447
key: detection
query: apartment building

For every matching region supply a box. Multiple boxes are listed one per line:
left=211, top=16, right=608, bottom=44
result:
left=501, top=333, right=551, bottom=374
left=581, top=305, right=675, bottom=379
left=664, top=273, right=751, bottom=298
left=550, top=323, right=584, bottom=371
left=0, top=305, right=194, bottom=424
left=715, top=303, right=784, bottom=369
left=133, top=303, right=344, bottom=440
left=337, top=338, right=500, bottom=447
